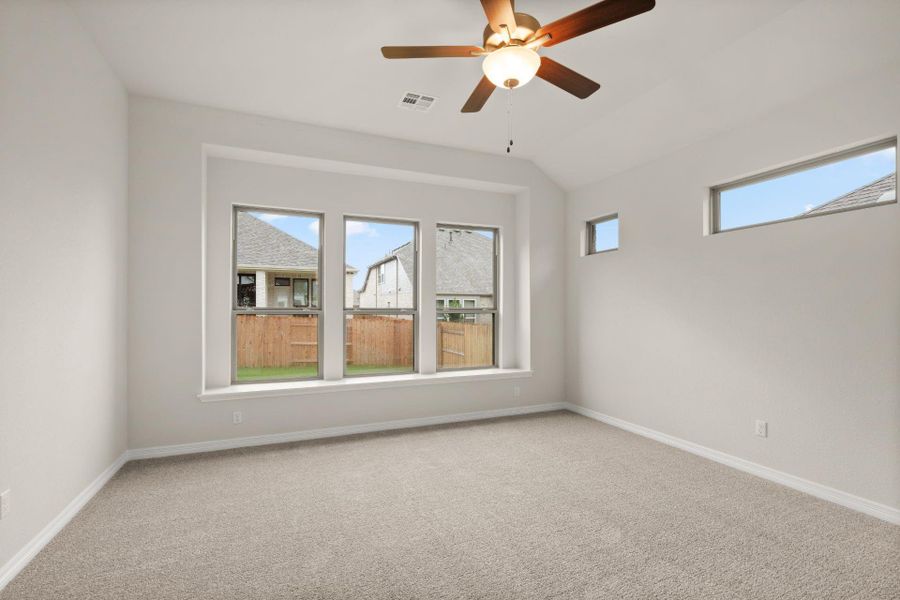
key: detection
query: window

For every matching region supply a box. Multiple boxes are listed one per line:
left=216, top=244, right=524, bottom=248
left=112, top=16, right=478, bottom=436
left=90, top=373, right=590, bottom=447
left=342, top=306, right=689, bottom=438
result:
left=233, top=208, right=322, bottom=383
left=292, top=278, right=310, bottom=307
left=711, top=138, right=897, bottom=233
left=586, top=214, right=619, bottom=254
left=236, top=274, right=256, bottom=307
left=345, top=217, right=417, bottom=376
left=435, top=225, right=498, bottom=370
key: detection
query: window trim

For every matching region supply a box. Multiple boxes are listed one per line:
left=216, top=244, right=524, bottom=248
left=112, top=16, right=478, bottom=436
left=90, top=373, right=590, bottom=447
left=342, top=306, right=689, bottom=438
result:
left=586, top=213, right=619, bottom=255
left=343, top=215, right=419, bottom=378
left=231, top=206, right=324, bottom=385
left=710, top=137, right=897, bottom=234
left=435, top=224, right=500, bottom=372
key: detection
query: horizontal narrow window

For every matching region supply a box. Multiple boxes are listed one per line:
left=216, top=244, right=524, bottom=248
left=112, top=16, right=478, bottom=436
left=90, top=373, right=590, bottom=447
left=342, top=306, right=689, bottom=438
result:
left=233, top=207, right=322, bottom=383
left=712, top=139, right=896, bottom=233
left=587, top=214, right=619, bottom=255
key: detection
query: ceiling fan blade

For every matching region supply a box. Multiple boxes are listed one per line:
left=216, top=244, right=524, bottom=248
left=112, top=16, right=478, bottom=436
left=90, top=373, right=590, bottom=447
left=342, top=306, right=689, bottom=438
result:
left=480, top=0, right=517, bottom=34
left=381, top=46, right=484, bottom=59
left=536, top=57, right=601, bottom=99
left=461, top=76, right=496, bottom=113
left=535, top=0, right=655, bottom=47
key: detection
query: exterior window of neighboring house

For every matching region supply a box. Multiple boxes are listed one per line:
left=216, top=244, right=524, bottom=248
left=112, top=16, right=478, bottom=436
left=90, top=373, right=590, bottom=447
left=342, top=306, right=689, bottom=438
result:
left=711, top=138, right=897, bottom=233
left=237, top=274, right=256, bottom=307
left=345, top=217, right=417, bottom=377
left=435, top=225, right=498, bottom=370
left=586, top=214, right=619, bottom=255
left=292, top=278, right=310, bottom=307
left=233, top=207, right=323, bottom=383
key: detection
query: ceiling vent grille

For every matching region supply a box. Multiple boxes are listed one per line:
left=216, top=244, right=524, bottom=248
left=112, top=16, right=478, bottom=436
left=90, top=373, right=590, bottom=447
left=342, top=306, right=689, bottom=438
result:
left=398, top=92, right=437, bottom=112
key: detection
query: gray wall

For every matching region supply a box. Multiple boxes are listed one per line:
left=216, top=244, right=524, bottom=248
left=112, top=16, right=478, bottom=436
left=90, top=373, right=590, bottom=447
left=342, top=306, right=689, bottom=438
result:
left=566, top=68, right=899, bottom=509
left=0, top=0, right=128, bottom=572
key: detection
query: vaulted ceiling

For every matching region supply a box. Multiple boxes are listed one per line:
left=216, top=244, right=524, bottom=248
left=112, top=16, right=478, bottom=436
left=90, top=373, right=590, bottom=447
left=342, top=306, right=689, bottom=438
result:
left=69, top=0, right=900, bottom=189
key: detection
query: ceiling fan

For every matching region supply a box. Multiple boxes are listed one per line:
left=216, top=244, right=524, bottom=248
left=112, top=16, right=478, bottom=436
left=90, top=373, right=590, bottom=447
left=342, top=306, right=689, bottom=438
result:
left=381, top=0, right=656, bottom=113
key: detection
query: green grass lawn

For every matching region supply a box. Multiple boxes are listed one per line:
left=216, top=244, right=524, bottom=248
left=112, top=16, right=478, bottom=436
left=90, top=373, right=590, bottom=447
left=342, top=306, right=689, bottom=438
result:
left=236, top=364, right=412, bottom=381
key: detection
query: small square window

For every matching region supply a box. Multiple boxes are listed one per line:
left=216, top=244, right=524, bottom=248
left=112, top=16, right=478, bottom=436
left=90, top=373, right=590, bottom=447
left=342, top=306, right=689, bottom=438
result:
left=587, top=214, right=619, bottom=255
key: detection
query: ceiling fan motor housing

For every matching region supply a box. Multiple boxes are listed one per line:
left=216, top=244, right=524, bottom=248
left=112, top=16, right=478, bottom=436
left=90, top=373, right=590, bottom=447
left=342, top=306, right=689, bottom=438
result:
left=482, top=13, right=541, bottom=51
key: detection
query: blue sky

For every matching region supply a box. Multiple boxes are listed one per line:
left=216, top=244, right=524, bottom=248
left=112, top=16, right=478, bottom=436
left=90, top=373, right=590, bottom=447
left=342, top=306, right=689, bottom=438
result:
left=593, top=217, right=619, bottom=252
left=720, top=147, right=895, bottom=230
left=249, top=214, right=414, bottom=290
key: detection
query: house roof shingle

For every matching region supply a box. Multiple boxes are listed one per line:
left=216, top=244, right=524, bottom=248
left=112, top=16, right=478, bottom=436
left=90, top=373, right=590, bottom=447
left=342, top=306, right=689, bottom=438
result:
left=237, top=212, right=356, bottom=272
left=358, top=228, right=494, bottom=296
left=805, top=172, right=896, bottom=215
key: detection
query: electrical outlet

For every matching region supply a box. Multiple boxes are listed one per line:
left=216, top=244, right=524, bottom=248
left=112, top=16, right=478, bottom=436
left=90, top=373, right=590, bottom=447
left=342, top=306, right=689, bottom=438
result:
left=232, top=411, right=243, bottom=425
left=513, top=386, right=521, bottom=398
left=1, top=489, right=10, bottom=520
left=754, top=420, right=768, bottom=438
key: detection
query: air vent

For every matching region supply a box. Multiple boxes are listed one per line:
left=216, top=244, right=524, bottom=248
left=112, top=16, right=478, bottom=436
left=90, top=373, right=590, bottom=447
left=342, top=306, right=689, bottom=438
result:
left=398, top=92, right=437, bottom=112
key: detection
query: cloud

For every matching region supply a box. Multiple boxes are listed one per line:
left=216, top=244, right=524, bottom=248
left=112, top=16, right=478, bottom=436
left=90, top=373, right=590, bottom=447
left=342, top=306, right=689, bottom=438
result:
left=346, top=221, right=377, bottom=237
left=804, top=203, right=814, bottom=212
left=308, top=220, right=319, bottom=235
left=255, top=212, right=288, bottom=223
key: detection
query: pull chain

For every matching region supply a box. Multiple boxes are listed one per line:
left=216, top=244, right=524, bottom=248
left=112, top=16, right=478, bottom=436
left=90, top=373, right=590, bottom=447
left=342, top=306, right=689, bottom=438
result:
left=506, top=86, right=514, bottom=154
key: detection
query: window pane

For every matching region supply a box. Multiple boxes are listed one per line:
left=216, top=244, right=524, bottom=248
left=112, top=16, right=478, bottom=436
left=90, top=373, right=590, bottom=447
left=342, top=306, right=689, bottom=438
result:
left=345, top=314, right=414, bottom=375
left=235, top=314, right=318, bottom=381
left=235, top=210, right=321, bottom=309
left=292, top=278, right=309, bottom=307
left=437, top=314, right=494, bottom=369
left=347, top=219, right=416, bottom=309
left=436, top=227, right=496, bottom=309
left=592, top=217, right=619, bottom=253
left=718, top=145, right=896, bottom=231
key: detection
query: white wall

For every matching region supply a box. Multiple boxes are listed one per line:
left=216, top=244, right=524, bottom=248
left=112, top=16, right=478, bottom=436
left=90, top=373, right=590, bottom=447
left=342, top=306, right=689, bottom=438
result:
left=0, top=0, right=128, bottom=573
left=566, top=67, right=900, bottom=509
left=128, top=96, right=565, bottom=449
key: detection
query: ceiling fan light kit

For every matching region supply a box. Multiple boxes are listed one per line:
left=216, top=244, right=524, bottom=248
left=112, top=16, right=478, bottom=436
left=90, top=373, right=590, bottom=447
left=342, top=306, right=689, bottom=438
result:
left=482, top=45, right=540, bottom=89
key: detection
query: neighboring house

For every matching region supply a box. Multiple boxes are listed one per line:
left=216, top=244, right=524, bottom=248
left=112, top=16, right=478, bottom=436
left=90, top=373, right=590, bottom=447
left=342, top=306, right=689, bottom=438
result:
left=236, top=212, right=356, bottom=308
left=357, top=228, right=495, bottom=320
left=805, top=172, right=896, bottom=215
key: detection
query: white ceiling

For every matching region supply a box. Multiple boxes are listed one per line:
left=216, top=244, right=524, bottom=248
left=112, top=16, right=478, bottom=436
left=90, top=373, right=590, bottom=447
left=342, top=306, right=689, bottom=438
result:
left=69, top=0, right=900, bottom=189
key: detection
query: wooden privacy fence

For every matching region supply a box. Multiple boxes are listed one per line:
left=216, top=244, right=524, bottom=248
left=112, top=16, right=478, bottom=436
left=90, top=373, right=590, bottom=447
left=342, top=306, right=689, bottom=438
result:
left=236, top=314, right=493, bottom=369
left=236, top=314, right=318, bottom=368
left=437, top=321, right=493, bottom=368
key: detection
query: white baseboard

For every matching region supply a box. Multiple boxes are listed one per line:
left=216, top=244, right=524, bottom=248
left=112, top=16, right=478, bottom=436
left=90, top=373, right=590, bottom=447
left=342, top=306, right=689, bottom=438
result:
left=0, top=452, right=129, bottom=592
left=565, top=403, right=900, bottom=525
left=128, top=402, right=568, bottom=460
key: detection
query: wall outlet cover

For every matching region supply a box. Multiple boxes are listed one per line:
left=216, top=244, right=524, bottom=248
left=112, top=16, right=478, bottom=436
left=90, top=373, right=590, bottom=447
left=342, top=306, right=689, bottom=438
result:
left=0, top=489, right=10, bottom=520
left=755, top=420, right=768, bottom=438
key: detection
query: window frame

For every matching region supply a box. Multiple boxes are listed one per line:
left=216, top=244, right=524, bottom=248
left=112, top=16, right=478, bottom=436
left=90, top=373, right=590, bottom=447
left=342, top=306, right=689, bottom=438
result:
left=231, top=206, right=324, bottom=385
left=343, top=216, right=419, bottom=378
left=710, top=138, right=897, bottom=234
left=586, top=213, right=619, bottom=255
left=435, top=224, right=500, bottom=372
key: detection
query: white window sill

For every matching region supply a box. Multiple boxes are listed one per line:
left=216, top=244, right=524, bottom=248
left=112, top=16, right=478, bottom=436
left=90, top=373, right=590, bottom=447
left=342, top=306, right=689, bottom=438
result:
left=198, top=369, right=532, bottom=403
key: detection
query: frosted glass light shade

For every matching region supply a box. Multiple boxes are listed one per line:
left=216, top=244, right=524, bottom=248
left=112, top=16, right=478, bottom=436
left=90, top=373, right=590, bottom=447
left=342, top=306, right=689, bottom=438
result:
left=482, top=46, right=540, bottom=89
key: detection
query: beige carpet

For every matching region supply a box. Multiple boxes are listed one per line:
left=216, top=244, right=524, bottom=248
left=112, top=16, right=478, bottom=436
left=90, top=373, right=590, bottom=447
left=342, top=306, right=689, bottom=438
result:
left=2, top=411, right=897, bottom=599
